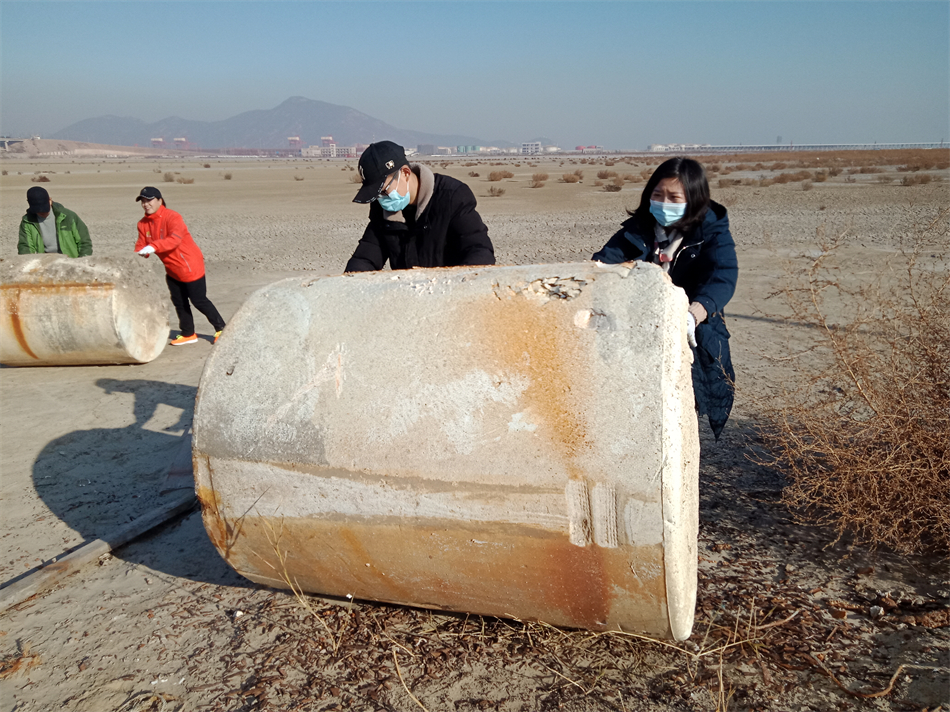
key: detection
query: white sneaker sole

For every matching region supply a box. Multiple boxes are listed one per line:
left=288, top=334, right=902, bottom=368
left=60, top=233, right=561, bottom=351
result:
left=170, top=339, right=198, bottom=346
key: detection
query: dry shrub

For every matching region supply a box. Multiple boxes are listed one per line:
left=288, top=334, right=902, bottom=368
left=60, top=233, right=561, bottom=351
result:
left=30, top=175, right=51, bottom=183
left=203, top=163, right=211, bottom=168
left=152, top=168, right=162, bottom=173
left=603, top=177, right=623, bottom=192
left=163, top=172, right=175, bottom=182
left=294, top=175, right=305, bottom=181
left=897, top=164, right=921, bottom=172
left=828, top=166, right=842, bottom=177
left=488, top=170, right=514, bottom=182
left=859, top=166, right=883, bottom=174
left=574, top=169, right=584, bottom=178
left=901, top=174, right=932, bottom=186
left=468, top=171, right=480, bottom=177
left=640, top=169, right=653, bottom=181
left=752, top=215, right=950, bottom=554
left=529, top=173, right=548, bottom=188
left=604, top=160, right=615, bottom=166
left=758, top=177, right=775, bottom=187
left=463, top=162, right=477, bottom=167
left=593, top=179, right=604, bottom=187
left=813, top=172, right=828, bottom=182
left=596, top=169, right=618, bottom=180
left=771, top=162, right=788, bottom=171
left=560, top=173, right=580, bottom=183
left=348, top=173, right=362, bottom=184
left=223, top=172, right=232, bottom=180
left=176, top=176, right=195, bottom=184
left=877, top=175, right=894, bottom=184
left=719, top=178, right=741, bottom=188
left=801, top=180, right=813, bottom=191
left=487, top=186, right=505, bottom=197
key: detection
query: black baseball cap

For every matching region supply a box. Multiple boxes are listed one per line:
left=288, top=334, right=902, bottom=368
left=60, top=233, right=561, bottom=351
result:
left=136, top=186, right=163, bottom=202
left=26, top=186, right=51, bottom=213
left=353, top=141, right=409, bottom=203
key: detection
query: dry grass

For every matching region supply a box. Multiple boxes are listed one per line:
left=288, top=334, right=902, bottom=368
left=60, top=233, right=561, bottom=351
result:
left=294, top=176, right=304, bottom=181
left=468, top=171, right=479, bottom=177
left=163, top=172, right=175, bottom=183
left=223, top=173, right=232, bottom=180
left=560, top=174, right=580, bottom=183
left=529, top=173, right=548, bottom=188
left=751, top=212, right=950, bottom=554
left=596, top=169, right=618, bottom=180
left=488, top=171, right=514, bottom=182
left=488, top=186, right=506, bottom=197
left=0, top=641, right=40, bottom=679
left=176, top=177, right=195, bottom=184
left=29, top=175, right=50, bottom=183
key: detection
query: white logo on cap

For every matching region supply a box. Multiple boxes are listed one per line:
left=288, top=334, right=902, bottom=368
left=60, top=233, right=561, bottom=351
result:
left=359, top=165, right=365, bottom=180
left=385, top=160, right=394, bottom=170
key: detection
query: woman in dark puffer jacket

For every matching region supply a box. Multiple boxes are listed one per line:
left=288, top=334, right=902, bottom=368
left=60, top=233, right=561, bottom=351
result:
left=593, top=157, right=738, bottom=438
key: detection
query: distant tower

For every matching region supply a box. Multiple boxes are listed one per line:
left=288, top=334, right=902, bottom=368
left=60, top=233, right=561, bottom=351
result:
left=288, top=137, right=301, bottom=149
left=151, top=138, right=165, bottom=148
left=173, top=137, right=188, bottom=150
left=321, top=136, right=334, bottom=148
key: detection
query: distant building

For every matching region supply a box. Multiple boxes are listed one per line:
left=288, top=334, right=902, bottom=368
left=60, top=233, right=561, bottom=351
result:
left=321, top=136, right=334, bottom=148
left=521, top=142, right=541, bottom=155
left=456, top=145, right=481, bottom=154
left=303, top=142, right=356, bottom=158
left=417, top=144, right=438, bottom=155
left=288, top=137, right=302, bottom=149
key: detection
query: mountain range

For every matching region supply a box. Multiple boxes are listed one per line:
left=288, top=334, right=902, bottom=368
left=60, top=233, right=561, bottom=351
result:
left=50, top=97, right=540, bottom=150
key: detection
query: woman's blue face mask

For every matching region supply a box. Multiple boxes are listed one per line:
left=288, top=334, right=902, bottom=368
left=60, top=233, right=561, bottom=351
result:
left=650, top=200, right=688, bottom=226
left=377, top=171, right=410, bottom=212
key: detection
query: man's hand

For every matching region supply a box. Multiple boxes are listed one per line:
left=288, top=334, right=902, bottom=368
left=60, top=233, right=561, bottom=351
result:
left=137, top=245, right=155, bottom=256
left=686, top=312, right=698, bottom=348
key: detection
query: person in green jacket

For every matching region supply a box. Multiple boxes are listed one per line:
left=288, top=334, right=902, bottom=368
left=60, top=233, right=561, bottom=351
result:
left=17, top=186, right=93, bottom=257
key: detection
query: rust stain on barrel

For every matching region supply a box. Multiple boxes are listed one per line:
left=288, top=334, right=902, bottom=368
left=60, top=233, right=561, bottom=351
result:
left=479, top=285, right=591, bottom=474
left=209, top=513, right=663, bottom=630
left=2, top=283, right=115, bottom=361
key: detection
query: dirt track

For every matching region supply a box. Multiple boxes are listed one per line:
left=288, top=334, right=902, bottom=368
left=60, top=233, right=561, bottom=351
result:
left=1, top=152, right=948, bottom=711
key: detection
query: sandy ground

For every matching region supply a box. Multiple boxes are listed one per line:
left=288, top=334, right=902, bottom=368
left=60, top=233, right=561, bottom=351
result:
left=0, top=152, right=948, bottom=712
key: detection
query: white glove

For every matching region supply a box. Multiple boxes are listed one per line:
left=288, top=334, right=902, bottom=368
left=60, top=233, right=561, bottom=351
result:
left=686, top=312, right=698, bottom=348
left=137, top=245, right=156, bottom=256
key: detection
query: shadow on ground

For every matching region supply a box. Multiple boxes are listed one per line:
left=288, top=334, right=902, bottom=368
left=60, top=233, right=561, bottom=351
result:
left=28, top=377, right=252, bottom=589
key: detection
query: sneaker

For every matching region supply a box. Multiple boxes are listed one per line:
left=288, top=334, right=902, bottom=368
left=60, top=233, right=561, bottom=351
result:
left=213, top=330, right=223, bottom=344
left=170, top=333, right=198, bottom=346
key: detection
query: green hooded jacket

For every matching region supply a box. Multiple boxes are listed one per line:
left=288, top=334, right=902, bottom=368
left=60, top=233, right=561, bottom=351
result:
left=18, top=202, right=93, bottom=257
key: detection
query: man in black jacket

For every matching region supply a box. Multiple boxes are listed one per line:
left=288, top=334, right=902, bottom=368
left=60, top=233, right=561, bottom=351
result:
left=346, top=141, right=495, bottom=271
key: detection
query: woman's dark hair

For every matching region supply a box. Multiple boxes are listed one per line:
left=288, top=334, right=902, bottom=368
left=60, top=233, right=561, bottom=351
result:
left=630, top=157, right=710, bottom=235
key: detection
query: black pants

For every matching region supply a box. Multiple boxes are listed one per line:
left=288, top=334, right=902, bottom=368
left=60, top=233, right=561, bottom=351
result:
left=165, top=275, right=225, bottom=336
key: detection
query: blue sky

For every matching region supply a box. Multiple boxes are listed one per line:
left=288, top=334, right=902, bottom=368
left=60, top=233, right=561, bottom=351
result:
left=1, top=1, right=947, bottom=149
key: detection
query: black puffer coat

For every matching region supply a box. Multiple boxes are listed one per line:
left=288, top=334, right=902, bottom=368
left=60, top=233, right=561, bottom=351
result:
left=593, top=201, right=738, bottom=438
left=345, top=169, right=495, bottom=271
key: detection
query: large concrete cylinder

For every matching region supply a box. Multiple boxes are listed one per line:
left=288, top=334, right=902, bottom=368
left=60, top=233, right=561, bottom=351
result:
left=193, top=262, right=699, bottom=639
left=0, top=255, right=169, bottom=366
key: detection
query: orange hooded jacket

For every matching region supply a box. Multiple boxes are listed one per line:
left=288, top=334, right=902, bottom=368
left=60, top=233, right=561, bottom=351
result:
left=134, top=204, right=205, bottom=282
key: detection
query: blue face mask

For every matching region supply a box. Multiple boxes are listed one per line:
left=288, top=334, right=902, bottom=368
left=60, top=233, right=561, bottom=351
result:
left=377, top=173, right=410, bottom=212
left=650, top=200, right=687, bottom=227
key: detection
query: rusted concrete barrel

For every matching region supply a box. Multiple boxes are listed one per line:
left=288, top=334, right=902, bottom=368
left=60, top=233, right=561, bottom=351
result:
left=0, top=255, right=169, bottom=366
left=193, top=262, right=699, bottom=639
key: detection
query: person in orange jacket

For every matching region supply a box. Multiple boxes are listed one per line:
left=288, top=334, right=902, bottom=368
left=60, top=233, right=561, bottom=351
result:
left=134, top=186, right=226, bottom=346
